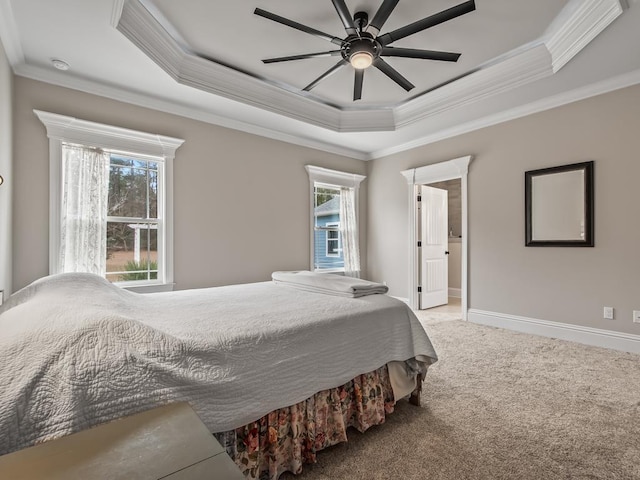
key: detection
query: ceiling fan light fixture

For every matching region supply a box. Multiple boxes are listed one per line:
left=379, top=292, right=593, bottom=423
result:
left=256, top=0, right=475, bottom=100
left=350, top=51, right=373, bottom=69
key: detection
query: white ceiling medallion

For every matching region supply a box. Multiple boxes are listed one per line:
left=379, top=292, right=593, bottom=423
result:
left=116, top=0, right=624, bottom=133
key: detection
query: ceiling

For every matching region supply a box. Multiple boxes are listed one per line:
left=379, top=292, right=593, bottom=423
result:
left=1, top=0, right=639, bottom=160
left=146, top=0, right=566, bottom=107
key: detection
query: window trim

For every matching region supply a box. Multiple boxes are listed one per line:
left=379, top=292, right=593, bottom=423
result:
left=35, top=110, right=184, bottom=292
left=305, top=165, right=365, bottom=273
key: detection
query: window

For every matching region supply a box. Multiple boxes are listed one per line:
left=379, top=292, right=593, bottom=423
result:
left=36, top=111, right=184, bottom=292
left=106, top=153, right=160, bottom=283
left=306, top=166, right=365, bottom=277
left=313, top=183, right=343, bottom=270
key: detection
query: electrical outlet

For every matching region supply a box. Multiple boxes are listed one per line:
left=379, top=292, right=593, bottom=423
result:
left=633, top=311, right=640, bottom=323
left=603, top=306, right=614, bottom=320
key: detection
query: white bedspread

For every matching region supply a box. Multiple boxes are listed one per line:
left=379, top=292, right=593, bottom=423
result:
left=0, top=273, right=437, bottom=455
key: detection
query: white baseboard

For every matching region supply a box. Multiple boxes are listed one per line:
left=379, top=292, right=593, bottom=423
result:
left=448, top=288, right=462, bottom=298
left=468, top=309, right=640, bottom=355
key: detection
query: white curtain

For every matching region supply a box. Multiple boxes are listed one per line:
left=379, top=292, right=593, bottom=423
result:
left=59, top=144, right=110, bottom=275
left=339, top=187, right=360, bottom=278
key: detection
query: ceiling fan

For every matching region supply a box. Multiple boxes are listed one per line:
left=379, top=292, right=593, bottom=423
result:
left=254, top=0, right=476, bottom=101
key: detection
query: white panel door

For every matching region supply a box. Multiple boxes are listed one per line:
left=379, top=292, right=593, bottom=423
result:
left=420, top=185, right=448, bottom=309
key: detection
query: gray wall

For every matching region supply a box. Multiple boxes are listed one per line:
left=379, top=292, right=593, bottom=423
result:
left=0, top=39, right=12, bottom=298
left=9, top=74, right=640, bottom=335
left=367, top=84, right=640, bottom=335
left=12, top=77, right=367, bottom=291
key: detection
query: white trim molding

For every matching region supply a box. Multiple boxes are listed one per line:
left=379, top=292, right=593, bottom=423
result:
left=110, top=0, right=126, bottom=28
left=14, top=62, right=368, bottom=161
left=395, top=44, right=553, bottom=129
left=400, top=156, right=472, bottom=317
left=545, top=0, right=625, bottom=72
left=0, top=0, right=25, bottom=65
left=33, top=110, right=184, bottom=157
left=369, top=67, right=640, bottom=160
left=305, top=165, right=366, bottom=189
left=468, top=309, right=640, bottom=354
left=448, top=288, right=462, bottom=298
left=34, top=110, right=184, bottom=291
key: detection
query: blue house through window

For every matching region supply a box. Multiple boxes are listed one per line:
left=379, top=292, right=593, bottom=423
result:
left=314, top=192, right=344, bottom=271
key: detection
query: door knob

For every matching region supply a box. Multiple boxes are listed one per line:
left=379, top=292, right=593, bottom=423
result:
left=445, top=251, right=450, bottom=255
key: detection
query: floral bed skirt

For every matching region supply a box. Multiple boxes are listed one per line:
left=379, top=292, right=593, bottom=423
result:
left=214, top=364, right=396, bottom=480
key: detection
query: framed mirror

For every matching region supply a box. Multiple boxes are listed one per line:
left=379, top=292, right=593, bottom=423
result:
left=525, top=161, right=594, bottom=247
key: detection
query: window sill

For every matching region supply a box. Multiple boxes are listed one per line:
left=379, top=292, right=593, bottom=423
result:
left=313, top=268, right=345, bottom=275
left=119, top=283, right=176, bottom=294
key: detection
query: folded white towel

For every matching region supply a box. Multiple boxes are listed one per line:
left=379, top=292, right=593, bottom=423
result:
left=272, top=270, right=388, bottom=298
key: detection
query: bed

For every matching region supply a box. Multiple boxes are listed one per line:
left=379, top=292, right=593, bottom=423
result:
left=0, top=272, right=437, bottom=479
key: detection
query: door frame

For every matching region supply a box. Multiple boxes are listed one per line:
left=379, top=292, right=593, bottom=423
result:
left=401, top=155, right=472, bottom=319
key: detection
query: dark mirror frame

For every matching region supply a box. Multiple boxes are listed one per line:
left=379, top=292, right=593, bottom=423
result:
left=525, top=161, right=594, bottom=247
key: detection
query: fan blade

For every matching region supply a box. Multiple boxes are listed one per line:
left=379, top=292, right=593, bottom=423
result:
left=254, top=8, right=343, bottom=46
left=377, top=0, right=475, bottom=46
left=303, top=59, right=349, bottom=91
left=354, top=69, right=364, bottom=101
left=374, top=58, right=414, bottom=91
left=263, top=50, right=343, bottom=64
left=331, top=0, right=357, bottom=35
left=366, top=0, right=400, bottom=36
left=381, top=47, right=461, bottom=62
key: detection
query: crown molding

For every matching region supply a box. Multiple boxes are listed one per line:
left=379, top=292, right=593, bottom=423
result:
left=116, top=0, right=184, bottom=79
left=0, top=0, right=25, bottom=65
left=545, top=0, right=624, bottom=72
left=117, top=0, right=352, bottom=132
left=367, top=67, right=640, bottom=160
left=176, top=54, right=349, bottom=131
left=339, top=108, right=396, bottom=132
left=15, top=55, right=640, bottom=164
left=15, top=63, right=369, bottom=161
left=395, top=44, right=552, bottom=129
left=6, top=0, right=632, bottom=162
left=116, top=0, right=624, bottom=134
left=110, top=0, right=126, bottom=28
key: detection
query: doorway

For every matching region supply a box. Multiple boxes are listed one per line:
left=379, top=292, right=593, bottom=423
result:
left=400, top=156, right=471, bottom=320
left=419, top=179, right=462, bottom=313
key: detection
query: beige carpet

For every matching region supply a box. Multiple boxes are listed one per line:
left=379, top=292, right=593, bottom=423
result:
left=282, top=312, right=640, bottom=480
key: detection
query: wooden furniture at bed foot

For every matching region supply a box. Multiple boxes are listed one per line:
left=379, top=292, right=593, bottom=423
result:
left=0, top=402, right=244, bottom=479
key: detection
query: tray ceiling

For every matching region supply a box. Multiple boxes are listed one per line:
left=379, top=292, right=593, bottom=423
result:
left=117, top=0, right=624, bottom=131
left=1, top=0, right=638, bottom=158
left=146, top=0, right=565, bottom=107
